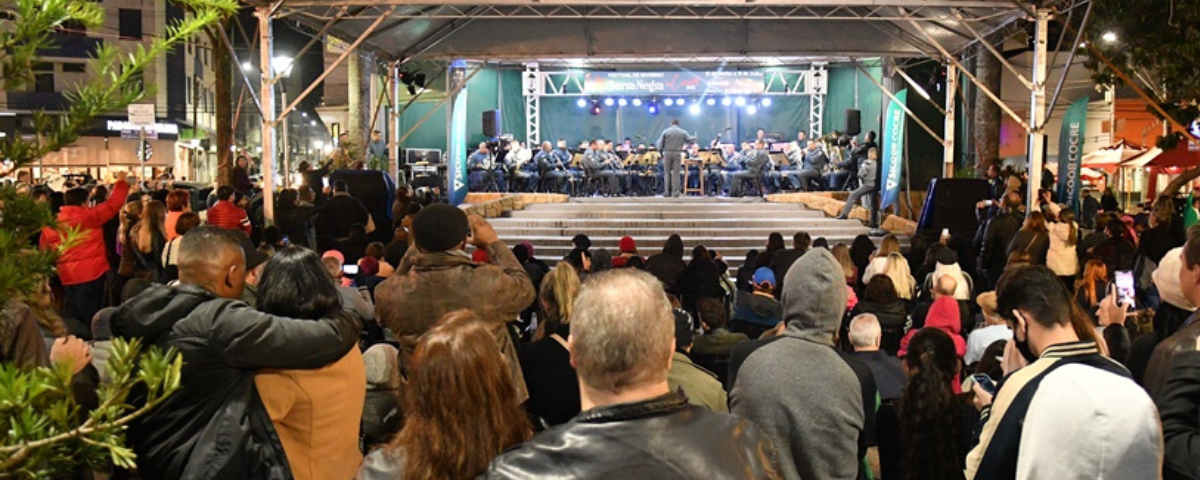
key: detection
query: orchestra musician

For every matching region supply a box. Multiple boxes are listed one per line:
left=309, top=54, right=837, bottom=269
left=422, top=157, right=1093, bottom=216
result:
left=837, top=146, right=879, bottom=224
left=656, top=119, right=695, bottom=197
left=730, top=140, right=770, bottom=197
left=601, top=141, right=631, bottom=194
left=535, top=141, right=570, bottom=194
left=794, top=140, right=829, bottom=192
left=506, top=140, right=539, bottom=192
left=582, top=139, right=620, bottom=196
left=702, top=141, right=727, bottom=196
left=467, top=142, right=507, bottom=192
left=827, top=131, right=877, bottom=191
left=781, top=141, right=804, bottom=191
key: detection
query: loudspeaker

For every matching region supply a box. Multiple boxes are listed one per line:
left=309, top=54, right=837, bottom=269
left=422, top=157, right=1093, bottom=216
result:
left=482, top=110, right=501, bottom=138
left=916, top=178, right=991, bottom=236
left=845, top=109, right=862, bottom=136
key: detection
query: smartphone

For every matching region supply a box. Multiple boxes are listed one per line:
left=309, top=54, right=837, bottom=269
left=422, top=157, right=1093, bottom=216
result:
left=972, top=374, right=997, bottom=395
left=343, top=264, right=359, bottom=276
left=1115, top=270, right=1137, bottom=310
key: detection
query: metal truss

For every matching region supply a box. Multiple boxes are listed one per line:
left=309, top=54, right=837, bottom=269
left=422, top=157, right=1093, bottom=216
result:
left=523, top=63, right=540, bottom=145
left=291, top=4, right=1018, bottom=23
left=807, top=64, right=826, bottom=136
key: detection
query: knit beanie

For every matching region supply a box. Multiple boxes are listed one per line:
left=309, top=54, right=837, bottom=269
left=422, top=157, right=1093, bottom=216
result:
left=363, top=344, right=400, bottom=387
left=412, top=203, right=469, bottom=252
left=1155, top=247, right=1197, bottom=311
left=619, top=236, right=637, bottom=253
left=572, top=234, right=592, bottom=251
left=673, top=308, right=694, bottom=350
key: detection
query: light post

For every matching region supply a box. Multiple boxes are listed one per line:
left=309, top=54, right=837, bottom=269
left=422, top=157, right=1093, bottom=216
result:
left=272, top=55, right=294, bottom=187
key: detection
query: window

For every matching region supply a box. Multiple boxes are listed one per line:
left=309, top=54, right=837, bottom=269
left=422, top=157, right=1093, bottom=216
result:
left=62, top=63, right=85, bottom=73
left=34, top=73, right=54, bottom=93
left=59, top=19, right=86, bottom=36
left=33, top=62, right=52, bottom=71
left=118, top=9, right=142, bottom=40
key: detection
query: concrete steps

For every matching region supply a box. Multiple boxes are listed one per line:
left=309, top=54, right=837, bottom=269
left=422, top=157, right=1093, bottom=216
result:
left=488, top=198, right=889, bottom=269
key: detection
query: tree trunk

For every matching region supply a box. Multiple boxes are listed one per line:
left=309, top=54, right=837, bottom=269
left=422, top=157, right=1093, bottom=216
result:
left=1161, top=166, right=1200, bottom=198
left=207, top=22, right=233, bottom=187
left=974, top=39, right=1002, bottom=169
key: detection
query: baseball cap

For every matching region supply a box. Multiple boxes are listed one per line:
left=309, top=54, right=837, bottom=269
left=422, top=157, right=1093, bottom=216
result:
left=753, top=267, right=776, bottom=288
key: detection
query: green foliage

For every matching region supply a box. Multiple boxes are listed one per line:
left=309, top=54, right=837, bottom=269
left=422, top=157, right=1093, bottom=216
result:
left=0, top=338, right=182, bottom=478
left=0, top=0, right=237, bottom=175
left=0, top=187, right=82, bottom=302
left=1086, top=0, right=1200, bottom=150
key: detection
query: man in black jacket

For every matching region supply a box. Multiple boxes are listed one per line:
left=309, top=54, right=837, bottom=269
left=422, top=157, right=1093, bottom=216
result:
left=483, top=269, right=781, bottom=479
left=111, top=227, right=361, bottom=480
left=977, top=191, right=1024, bottom=290
left=770, top=232, right=812, bottom=293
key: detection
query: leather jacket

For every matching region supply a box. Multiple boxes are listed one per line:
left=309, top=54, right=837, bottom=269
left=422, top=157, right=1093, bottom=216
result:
left=482, top=392, right=782, bottom=479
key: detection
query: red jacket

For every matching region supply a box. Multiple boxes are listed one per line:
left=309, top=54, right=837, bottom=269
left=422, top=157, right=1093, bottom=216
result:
left=40, top=180, right=130, bottom=285
left=206, top=200, right=251, bottom=234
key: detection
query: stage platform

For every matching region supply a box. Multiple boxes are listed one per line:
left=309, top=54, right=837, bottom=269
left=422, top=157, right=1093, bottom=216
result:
left=489, top=197, right=900, bottom=268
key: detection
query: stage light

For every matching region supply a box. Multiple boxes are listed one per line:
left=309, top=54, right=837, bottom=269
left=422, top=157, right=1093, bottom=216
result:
left=604, top=98, right=615, bottom=107
left=735, top=97, right=746, bottom=107
left=618, top=98, right=628, bottom=107
left=689, top=104, right=701, bottom=115
left=577, top=98, right=588, bottom=108
left=632, top=98, right=643, bottom=107
left=760, top=98, right=772, bottom=107
left=721, top=97, right=732, bottom=106
left=746, top=105, right=758, bottom=115
left=1102, top=31, right=1118, bottom=43
left=664, top=98, right=675, bottom=107
left=706, top=98, right=716, bottom=106
left=241, top=61, right=253, bottom=72
left=590, top=99, right=602, bottom=116
left=648, top=99, right=660, bottom=115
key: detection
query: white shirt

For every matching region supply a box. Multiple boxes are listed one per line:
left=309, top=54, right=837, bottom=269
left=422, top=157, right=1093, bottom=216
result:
left=964, top=324, right=1013, bottom=365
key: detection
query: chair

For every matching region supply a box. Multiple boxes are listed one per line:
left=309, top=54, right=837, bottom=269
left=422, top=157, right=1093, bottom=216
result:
left=692, top=353, right=732, bottom=391
left=736, top=176, right=764, bottom=197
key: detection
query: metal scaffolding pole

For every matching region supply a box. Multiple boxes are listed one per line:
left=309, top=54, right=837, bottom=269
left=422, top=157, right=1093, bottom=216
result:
left=389, top=62, right=402, bottom=181
left=257, top=7, right=277, bottom=224
left=1026, top=8, right=1050, bottom=215
left=944, top=64, right=958, bottom=177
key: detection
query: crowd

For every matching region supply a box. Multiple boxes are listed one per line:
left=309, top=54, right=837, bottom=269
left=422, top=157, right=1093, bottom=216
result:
left=5, top=161, right=1200, bottom=480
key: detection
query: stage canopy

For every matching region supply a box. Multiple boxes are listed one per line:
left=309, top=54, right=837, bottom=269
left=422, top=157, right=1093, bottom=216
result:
left=263, top=0, right=1043, bottom=67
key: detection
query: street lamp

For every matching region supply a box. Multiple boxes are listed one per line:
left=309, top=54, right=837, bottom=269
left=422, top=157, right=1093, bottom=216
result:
left=272, top=55, right=294, bottom=187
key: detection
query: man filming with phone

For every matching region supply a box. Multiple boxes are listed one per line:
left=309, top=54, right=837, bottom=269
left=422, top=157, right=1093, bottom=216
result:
left=964, top=265, right=1160, bottom=479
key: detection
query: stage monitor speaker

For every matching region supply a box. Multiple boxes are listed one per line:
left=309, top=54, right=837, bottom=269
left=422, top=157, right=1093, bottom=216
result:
left=845, top=109, right=862, bottom=136
left=916, top=178, right=991, bottom=238
left=483, top=110, right=501, bottom=138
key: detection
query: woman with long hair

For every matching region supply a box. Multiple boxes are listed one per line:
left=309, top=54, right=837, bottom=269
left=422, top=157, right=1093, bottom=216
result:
left=1047, top=207, right=1080, bottom=288
left=863, top=234, right=901, bottom=285
left=275, top=188, right=316, bottom=249
left=163, top=189, right=190, bottom=241
left=878, top=328, right=978, bottom=480
left=883, top=252, right=917, bottom=301
left=1007, top=211, right=1050, bottom=266
left=254, top=247, right=366, bottom=480
left=519, top=263, right=583, bottom=427
left=756, top=232, right=786, bottom=269
left=1075, top=259, right=1109, bottom=322
left=120, top=200, right=168, bottom=282
left=831, top=243, right=858, bottom=286
left=359, top=310, right=532, bottom=480
left=846, top=276, right=909, bottom=355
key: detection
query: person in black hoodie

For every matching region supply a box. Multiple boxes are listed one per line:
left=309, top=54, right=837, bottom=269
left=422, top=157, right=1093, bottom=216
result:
left=976, top=191, right=1024, bottom=290
left=680, top=245, right=726, bottom=316
left=110, top=226, right=361, bottom=480
left=645, top=234, right=686, bottom=297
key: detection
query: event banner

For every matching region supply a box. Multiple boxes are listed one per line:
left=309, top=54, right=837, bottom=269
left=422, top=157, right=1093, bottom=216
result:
left=1056, top=97, right=1088, bottom=213
left=880, top=89, right=907, bottom=210
left=447, top=61, right=469, bottom=206
left=583, top=71, right=765, bottom=96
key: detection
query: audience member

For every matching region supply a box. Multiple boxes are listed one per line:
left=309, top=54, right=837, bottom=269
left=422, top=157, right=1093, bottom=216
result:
left=164, top=189, right=190, bottom=241
left=849, top=276, right=908, bottom=356
left=645, top=234, right=686, bottom=296
left=692, top=297, right=749, bottom=359
left=1090, top=218, right=1138, bottom=278
left=120, top=199, right=169, bottom=283
left=612, top=236, right=642, bottom=268
left=730, top=249, right=873, bottom=480
left=848, top=314, right=906, bottom=400
left=667, top=306, right=728, bottom=412
left=275, top=188, right=317, bottom=249
left=731, top=267, right=783, bottom=339
left=770, top=232, right=812, bottom=292
left=680, top=245, right=725, bottom=315
left=1145, top=228, right=1200, bottom=401
left=1129, top=247, right=1196, bottom=385
left=1045, top=205, right=1080, bottom=287
left=965, top=265, right=1162, bottom=479
left=964, top=292, right=1012, bottom=366
left=161, top=212, right=201, bottom=281
left=110, top=226, right=360, bottom=479
left=484, top=270, right=781, bottom=479
left=977, top=191, right=1024, bottom=289
left=39, top=171, right=130, bottom=338
left=360, top=344, right=401, bottom=449
left=375, top=204, right=535, bottom=402
left=1007, top=211, right=1050, bottom=266
left=206, top=185, right=251, bottom=234
left=253, top=247, right=366, bottom=480
left=862, top=234, right=901, bottom=285
left=1074, top=259, right=1109, bottom=321
left=883, top=252, right=917, bottom=301
left=359, top=311, right=531, bottom=480
left=1141, top=206, right=1185, bottom=265
left=317, top=180, right=373, bottom=240
left=518, top=263, right=582, bottom=427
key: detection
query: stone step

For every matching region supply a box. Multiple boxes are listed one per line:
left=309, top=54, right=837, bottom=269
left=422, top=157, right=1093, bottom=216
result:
left=508, top=209, right=825, bottom=220
left=490, top=219, right=857, bottom=231
left=492, top=226, right=870, bottom=238
left=567, top=196, right=766, bottom=204
left=523, top=203, right=798, bottom=213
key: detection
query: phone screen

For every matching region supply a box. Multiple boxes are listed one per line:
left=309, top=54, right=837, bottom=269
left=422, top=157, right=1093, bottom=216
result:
left=1115, top=270, right=1137, bottom=310
left=343, top=264, right=359, bottom=276
left=972, top=374, right=997, bottom=395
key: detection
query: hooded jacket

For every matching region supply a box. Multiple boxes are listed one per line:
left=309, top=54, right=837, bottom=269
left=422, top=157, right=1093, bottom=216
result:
left=730, top=249, right=866, bottom=480
left=645, top=235, right=686, bottom=295
left=110, top=284, right=361, bottom=480
left=900, top=297, right=966, bottom=358
left=39, top=179, right=130, bottom=285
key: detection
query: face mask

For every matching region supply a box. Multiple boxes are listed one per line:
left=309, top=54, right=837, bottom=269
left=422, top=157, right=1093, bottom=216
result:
left=1012, top=311, right=1039, bottom=363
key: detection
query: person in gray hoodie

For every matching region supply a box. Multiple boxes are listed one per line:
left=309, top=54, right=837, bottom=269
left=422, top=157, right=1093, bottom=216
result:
left=730, top=248, right=870, bottom=480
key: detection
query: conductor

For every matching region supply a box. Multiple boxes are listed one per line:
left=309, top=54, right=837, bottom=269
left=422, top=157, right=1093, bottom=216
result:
left=656, top=119, right=695, bottom=197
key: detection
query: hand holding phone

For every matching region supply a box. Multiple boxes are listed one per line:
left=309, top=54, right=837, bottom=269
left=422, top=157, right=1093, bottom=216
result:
left=971, top=374, right=997, bottom=395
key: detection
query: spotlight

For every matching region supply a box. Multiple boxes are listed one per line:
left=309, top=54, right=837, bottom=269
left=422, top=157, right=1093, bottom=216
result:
left=604, top=98, right=615, bottom=107
left=689, top=104, right=701, bottom=115
left=721, top=97, right=732, bottom=106
left=760, top=98, right=772, bottom=107
left=241, top=61, right=253, bottom=72
left=1102, top=31, right=1118, bottom=43
left=664, top=98, right=675, bottom=107
left=746, top=105, right=758, bottom=115
left=577, top=98, right=588, bottom=108
left=735, top=97, right=746, bottom=107
left=618, top=98, right=628, bottom=107
left=648, top=105, right=659, bottom=115
left=706, top=98, right=716, bottom=106
left=632, top=98, right=643, bottom=107
left=590, top=100, right=602, bottom=116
